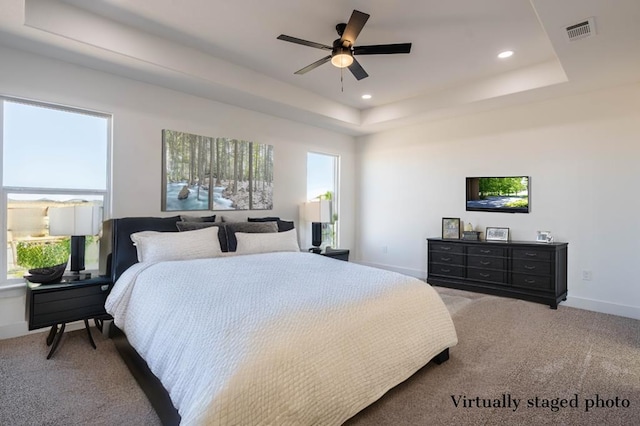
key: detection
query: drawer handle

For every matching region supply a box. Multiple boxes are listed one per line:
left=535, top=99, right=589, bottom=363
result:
left=441, top=257, right=451, bottom=261
left=441, top=268, right=451, bottom=273
left=525, top=279, right=536, bottom=284
left=101, top=285, right=109, bottom=291
left=524, top=265, right=536, bottom=270
left=525, top=252, right=538, bottom=257
left=480, top=260, right=491, bottom=265
left=441, top=246, right=452, bottom=251
left=480, top=249, right=491, bottom=254
left=480, top=273, right=491, bottom=278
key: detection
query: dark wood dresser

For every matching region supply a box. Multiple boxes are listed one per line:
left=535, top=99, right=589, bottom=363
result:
left=427, top=238, right=568, bottom=308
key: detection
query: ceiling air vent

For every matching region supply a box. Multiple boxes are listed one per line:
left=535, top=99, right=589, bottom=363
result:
left=565, top=17, right=596, bottom=42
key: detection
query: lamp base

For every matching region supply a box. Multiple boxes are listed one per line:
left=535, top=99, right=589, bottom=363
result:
left=311, top=222, right=322, bottom=248
left=70, top=235, right=86, bottom=273
left=308, top=247, right=322, bottom=254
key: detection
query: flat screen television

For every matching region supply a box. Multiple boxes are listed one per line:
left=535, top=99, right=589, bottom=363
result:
left=466, top=176, right=530, bottom=213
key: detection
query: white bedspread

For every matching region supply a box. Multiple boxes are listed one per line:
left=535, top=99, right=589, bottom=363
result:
left=105, top=251, right=457, bottom=425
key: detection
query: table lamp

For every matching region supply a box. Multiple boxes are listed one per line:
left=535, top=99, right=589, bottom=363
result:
left=48, top=205, right=102, bottom=274
left=304, top=200, right=331, bottom=253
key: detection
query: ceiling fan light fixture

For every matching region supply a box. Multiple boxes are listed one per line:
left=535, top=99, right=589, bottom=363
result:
left=278, top=10, right=410, bottom=81
left=331, top=46, right=354, bottom=68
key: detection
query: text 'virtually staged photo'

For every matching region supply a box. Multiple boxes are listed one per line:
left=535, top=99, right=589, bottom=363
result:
left=162, top=129, right=274, bottom=212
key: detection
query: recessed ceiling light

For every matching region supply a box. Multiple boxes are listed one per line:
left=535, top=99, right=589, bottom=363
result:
left=361, top=94, right=372, bottom=100
left=498, top=50, right=514, bottom=59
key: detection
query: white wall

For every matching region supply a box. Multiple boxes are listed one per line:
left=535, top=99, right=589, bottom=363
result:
left=0, top=46, right=356, bottom=338
left=356, top=84, right=640, bottom=320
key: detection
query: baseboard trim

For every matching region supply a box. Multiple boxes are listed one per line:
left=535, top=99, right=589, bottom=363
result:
left=563, top=296, right=640, bottom=320
left=356, top=262, right=640, bottom=321
left=355, top=261, right=426, bottom=279
left=0, top=322, right=30, bottom=340
left=0, top=320, right=86, bottom=340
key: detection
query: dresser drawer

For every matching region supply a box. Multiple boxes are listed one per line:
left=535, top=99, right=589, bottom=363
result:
left=33, top=284, right=108, bottom=304
left=512, top=248, right=552, bottom=262
left=512, top=258, right=551, bottom=275
left=467, top=268, right=507, bottom=284
left=467, top=246, right=506, bottom=257
left=430, top=243, right=464, bottom=254
left=429, top=264, right=465, bottom=278
left=31, top=302, right=108, bottom=329
left=512, top=273, right=552, bottom=291
left=27, top=279, right=111, bottom=330
left=32, top=291, right=108, bottom=316
left=467, top=256, right=506, bottom=270
left=430, top=252, right=464, bottom=265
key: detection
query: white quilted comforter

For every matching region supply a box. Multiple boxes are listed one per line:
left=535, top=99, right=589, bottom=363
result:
left=105, top=252, right=457, bottom=425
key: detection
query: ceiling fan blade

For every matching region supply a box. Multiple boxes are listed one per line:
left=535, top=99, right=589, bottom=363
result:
left=294, top=55, right=332, bottom=75
left=277, top=34, right=332, bottom=51
left=348, top=58, right=369, bottom=80
left=353, top=43, right=412, bottom=55
left=340, top=10, right=369, bottom=46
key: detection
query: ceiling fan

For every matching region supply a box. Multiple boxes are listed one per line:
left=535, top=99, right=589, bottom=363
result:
left=277, top=9, right=412, bottom=81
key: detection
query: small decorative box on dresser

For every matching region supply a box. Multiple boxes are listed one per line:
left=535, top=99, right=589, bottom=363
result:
left=427, top=238, right=568, bottom=308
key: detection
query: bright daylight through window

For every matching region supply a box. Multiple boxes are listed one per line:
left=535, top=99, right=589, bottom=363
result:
left=1, top=99, right=110, bottom=283
left=307, top=152, right=339, bottom=248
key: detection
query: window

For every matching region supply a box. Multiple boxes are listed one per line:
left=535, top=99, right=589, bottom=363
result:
left=1, top=98, right=110, bottom=283
left=306, top=152, right=339, bottom=248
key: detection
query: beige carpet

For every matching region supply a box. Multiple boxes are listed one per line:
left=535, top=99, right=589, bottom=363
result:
left=1, top=287, right=638, bottom=425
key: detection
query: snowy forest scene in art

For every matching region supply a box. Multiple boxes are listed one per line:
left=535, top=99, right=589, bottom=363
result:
left=162, top=130, right=274, bottom=211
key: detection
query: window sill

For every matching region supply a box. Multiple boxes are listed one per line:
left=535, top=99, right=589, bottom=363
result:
left=0, top=282, right=27, bottom=299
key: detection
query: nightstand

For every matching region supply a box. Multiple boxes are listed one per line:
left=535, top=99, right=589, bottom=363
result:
left=319, top=247, right=350, bottom=262
left=26, top=275, right=112, bottom=359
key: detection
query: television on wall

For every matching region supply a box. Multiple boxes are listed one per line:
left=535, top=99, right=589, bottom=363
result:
left=466, top=176, right=530, bottom=213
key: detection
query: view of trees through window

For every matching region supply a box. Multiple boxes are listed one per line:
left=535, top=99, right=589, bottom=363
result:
left=307, top=152, right=339, bottom=248
left=2, top=99, right=109, bottom=281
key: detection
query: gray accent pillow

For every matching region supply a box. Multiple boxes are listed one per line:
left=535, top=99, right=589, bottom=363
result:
left=180, top=214, right=216, bottom=222
left=247, top=217, right=295, bottom=232
left=176, top=221, right=228, bottom=252
left=225, top=221, right=278, bottom=252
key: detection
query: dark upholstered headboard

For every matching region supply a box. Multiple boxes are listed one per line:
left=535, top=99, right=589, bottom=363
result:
left=99, top=216, right=181, bottom=283
left=98, top=216, right=296, bottom=283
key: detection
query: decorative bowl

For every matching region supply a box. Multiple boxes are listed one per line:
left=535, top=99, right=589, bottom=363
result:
left=24, top=262, right=68, bottom=284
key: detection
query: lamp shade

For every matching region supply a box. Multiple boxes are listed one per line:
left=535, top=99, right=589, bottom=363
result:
left=49, top=205, right=102, bottom=236
left=304, top=200, right=331, bottom=223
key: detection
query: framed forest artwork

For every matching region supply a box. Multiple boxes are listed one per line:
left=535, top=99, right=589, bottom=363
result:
left=162, top=130, right=274, bottom=211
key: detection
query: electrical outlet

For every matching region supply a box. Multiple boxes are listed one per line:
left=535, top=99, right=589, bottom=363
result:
left=582, top=270, right=593, bottom=281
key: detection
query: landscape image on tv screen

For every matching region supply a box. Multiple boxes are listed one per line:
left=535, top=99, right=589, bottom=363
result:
left=466, top=176, right=529, bottom=213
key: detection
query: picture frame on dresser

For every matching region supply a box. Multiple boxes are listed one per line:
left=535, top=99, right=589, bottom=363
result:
left=485, top=227, right=509, bottom=242
left=536, top=230, right=553, bottom=243
left=442, top=217, right=461, bottom=239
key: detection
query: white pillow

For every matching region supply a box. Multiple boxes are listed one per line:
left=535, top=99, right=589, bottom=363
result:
left=130, top=226, right=222, bottom=262
left=234, top=228, right=300, bottom=255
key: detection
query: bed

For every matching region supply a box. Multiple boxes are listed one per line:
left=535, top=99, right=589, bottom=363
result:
left=99, top=216, right=458, bottom=425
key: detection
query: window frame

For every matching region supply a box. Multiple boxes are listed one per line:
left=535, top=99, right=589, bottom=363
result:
left=1, top=96, right=112, bottom=286
left=306, top=151, right=340, bottom=248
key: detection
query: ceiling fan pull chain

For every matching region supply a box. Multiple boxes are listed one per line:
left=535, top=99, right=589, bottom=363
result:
left=341, top=67, right=344, bottom=92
